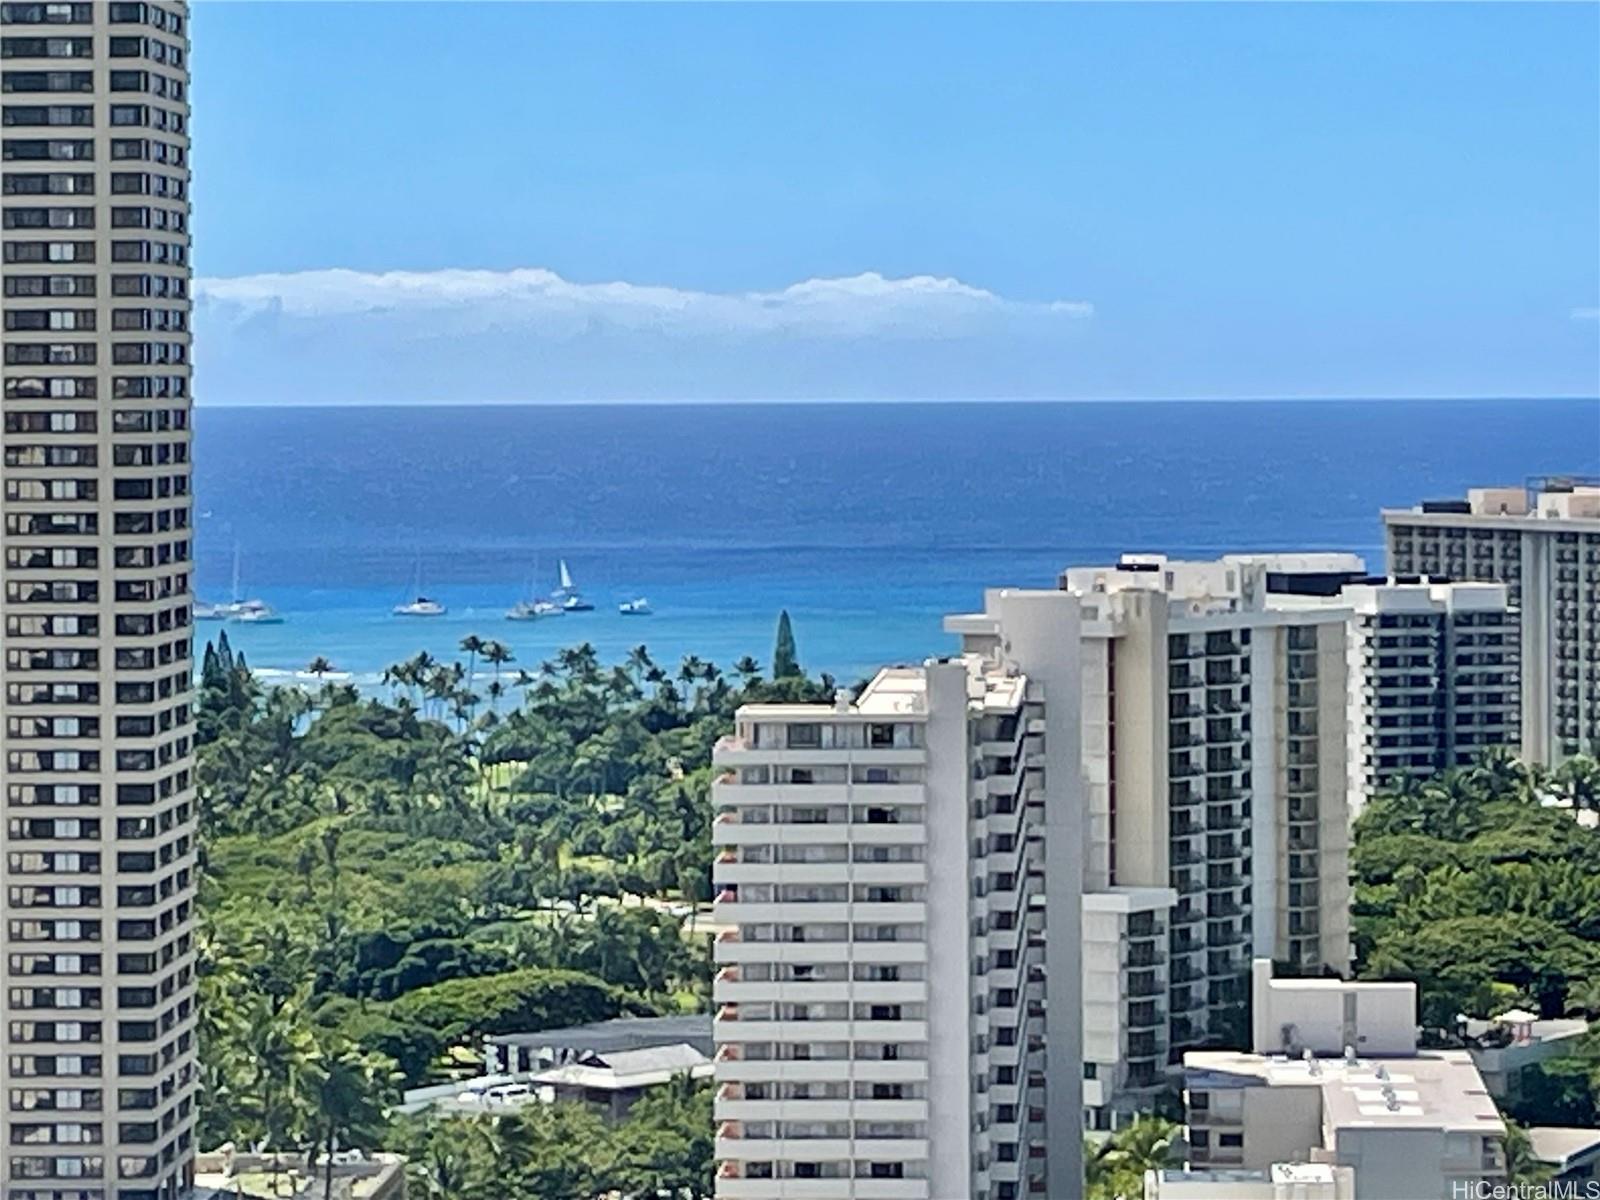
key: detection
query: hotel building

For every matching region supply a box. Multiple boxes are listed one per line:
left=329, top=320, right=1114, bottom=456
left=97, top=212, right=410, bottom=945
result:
left=711, top=590, right=1083, bottom=1200
left=1383, top=482, right=1600, bottom=764
left=0, top=3, right=197, bottom=1197
left=1336, top=580, right=1518, bottom=818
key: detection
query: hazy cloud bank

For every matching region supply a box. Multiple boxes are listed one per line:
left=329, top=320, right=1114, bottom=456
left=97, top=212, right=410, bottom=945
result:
left=193, top=267, right=1094, bottom=404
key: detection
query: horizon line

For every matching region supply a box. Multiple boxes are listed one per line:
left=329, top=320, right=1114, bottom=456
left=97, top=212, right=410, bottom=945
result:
left=192, top=394, right=1600, bottom=410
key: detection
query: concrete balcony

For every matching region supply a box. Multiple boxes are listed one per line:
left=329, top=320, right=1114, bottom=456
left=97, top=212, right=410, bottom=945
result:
left=715, top=1179, right=929, bottom=1200
left=714, top=939, right=855, bottom=965
left=851, top=1099, right=928, bottom=1121
left=714, top=741, right=927, bottom=769
left=714, top=901, right=853, bottom=924
left=715, top=1097, right=856, bottom=1122
left=719, top=1019, right=928, bottom=1044
left=713, top=980, right=926, bottom=1006
left=715, top=861, right=837, bottom=885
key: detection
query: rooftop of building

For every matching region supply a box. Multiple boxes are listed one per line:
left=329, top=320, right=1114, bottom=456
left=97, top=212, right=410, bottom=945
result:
left=1061, top=551, right=1373, bottom=626
left=1151, top=1163, right=1345, bottom=1186
left=1063, top=552, right=1362, bottom=596
left=1084, top=885, right=1179, bottom=914
left=1383, top=481, right=1600, bottom=525
left=1264, top=576, right=1512, bottom=614
left=1184, top=1047, right=1504, bottom=1135
left=1461, top=1011, right=1590, bottom=1048
left=1526, top=1126, right=1600, bottom=1169
left=486, top=1012, right=712, bottom=1055
left=196, top=1151, right=405, bottom=1200
left=728, top=655, right=1027, bottom=723
left=528, top=1041, right=713, bottom=1092
left=1146, top=1163, right=1354, bottom=1200
left=853, top=666, right=929, bottom=715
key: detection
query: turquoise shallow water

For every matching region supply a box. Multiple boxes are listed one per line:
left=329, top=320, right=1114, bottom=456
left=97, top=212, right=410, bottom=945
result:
left=192, top=399, right=1599, bottom=685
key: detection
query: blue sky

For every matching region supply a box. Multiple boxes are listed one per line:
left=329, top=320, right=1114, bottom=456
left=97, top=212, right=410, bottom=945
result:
left=191, top=3, right=1600, bottom=403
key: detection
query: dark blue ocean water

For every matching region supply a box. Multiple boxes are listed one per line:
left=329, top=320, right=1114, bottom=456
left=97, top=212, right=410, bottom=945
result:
left=192, top=399, right=1599, bottom=684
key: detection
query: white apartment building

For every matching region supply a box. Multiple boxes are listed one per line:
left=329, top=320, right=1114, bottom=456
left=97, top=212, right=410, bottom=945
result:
left=711, top=590, right=1083, bottom=1200
left=1337, top=581, right=1518, bottom=818
left=1053, top=555, right=1355, bottom=1111
left=0, top=3, right=197, bottom=1197
left=1383, top=482, right=1600, bottom=764
left=1080, top=888, right=1176, bottom=1127
left=1182, top=962, right=1507, bottom=1200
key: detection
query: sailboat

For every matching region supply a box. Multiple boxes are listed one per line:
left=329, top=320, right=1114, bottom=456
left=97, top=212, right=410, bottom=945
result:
left=506, top=558, right=560, bottom=620
left=507, top=598, right=562, bottom=621
left=553, top=559, right=594, bottom=612
left=230, top=600, right=284, bottom=625
left=207, top=545, right=283, bottom=623
left=394, top=557, right=446, bottom=616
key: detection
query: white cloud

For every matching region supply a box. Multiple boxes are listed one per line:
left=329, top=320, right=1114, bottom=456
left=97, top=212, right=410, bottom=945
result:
left=196, top=266, right=1092, bottom=341
left=1572, top=306, right=1600, bottom=321
left=190, top=265, right=1095, bottom=403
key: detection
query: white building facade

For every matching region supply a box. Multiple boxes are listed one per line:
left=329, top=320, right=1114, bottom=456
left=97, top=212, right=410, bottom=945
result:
left=1080, top=888, right=1176, bottom=1128
left=1056, top=554, right=1355, bottom=1126
left=1383, top=482, right=1600, bottom=764
left=712, top=590, right=1084, bottom=1200
left=0, top=4, right=197, bottom=1197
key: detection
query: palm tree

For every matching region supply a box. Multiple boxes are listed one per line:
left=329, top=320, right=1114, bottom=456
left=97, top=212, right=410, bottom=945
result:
left=733, top=654, right=761, bottom=687
left=678, top=654, right=707, bottom=702
left=459, top=634, right=485, bottom=694
left=482, top=640, right=514, bottom=697
left=1565, top=976, right=1600, bottom=1018
left=306, top=655, right=333, bottom=681
left=626, top=644, right=655, bottom=686
left=1086, top=1116, right=1181, bottom=1200
left=297, top=1031, right=400, bottom=1199
left=1555, top=755, right=1600, bottom=812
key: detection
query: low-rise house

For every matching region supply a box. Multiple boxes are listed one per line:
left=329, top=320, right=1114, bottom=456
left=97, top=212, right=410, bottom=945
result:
left=399, top=1014, right=714, bottom=1118
left=1459, top=1009, right=1590, bottom=1104
left=527, top=1041, right=713, bottom=1119
left=195, top=1148, right=407, bottom=1200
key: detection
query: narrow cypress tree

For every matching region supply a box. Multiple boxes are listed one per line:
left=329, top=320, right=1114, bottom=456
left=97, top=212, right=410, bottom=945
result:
left=772, top=609, right=800, bottom=679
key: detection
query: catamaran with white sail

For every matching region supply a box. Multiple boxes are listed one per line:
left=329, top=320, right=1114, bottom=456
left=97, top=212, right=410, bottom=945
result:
left=553, top=559, right=594, bottom=611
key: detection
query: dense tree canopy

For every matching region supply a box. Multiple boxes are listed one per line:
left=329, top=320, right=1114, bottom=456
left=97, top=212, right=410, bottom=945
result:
left=197, top=629, right=835, bottom=1195
left=1353, top=750, right=1600, bottom=1029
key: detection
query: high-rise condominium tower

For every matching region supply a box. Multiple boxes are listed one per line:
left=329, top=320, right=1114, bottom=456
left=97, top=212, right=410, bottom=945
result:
left=1059, top=555, right=1356, bottom=1128
left=712, top=590, right=1083, bottom=1200
left=1383, top=482, right=1600, bottom=765
left=0, top=3, right=196, bottom=1196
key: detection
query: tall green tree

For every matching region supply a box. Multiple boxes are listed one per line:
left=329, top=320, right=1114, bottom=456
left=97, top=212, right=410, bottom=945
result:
left=772, top=609, right=800, bottom=678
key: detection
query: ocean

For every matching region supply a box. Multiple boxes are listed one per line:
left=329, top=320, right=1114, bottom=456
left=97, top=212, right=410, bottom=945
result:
left=192, top=399, right=1598, bottom=687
